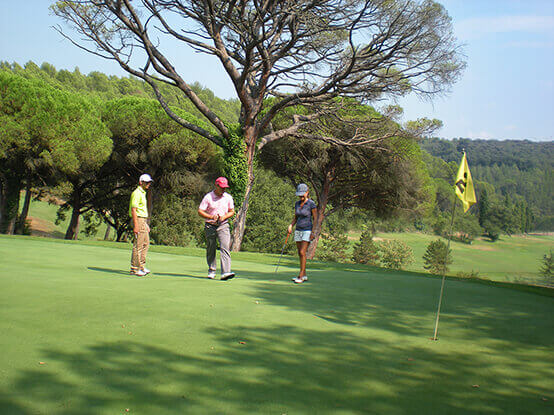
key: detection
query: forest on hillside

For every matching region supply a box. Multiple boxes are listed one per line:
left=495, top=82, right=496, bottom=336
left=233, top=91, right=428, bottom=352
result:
left=1, top=62, right=552, bottom=265
left=421, top=138, right=553, bottom=232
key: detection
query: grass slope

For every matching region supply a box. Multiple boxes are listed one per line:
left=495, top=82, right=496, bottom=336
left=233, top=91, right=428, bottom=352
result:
left=22, top=196, right=109, bottom=240
left=1, top=235, right=553, bottom=414
left=349, top=232, right=553, bottom=285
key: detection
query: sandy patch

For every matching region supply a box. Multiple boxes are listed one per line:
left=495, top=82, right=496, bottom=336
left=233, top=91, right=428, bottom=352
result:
left=28, top=216, right=63, bottom=238
left=471, top=245, right=497, bottom=251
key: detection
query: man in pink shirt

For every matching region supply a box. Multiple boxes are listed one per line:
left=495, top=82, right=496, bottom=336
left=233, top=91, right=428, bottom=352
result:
left=198, top=177, right=236, bottom=280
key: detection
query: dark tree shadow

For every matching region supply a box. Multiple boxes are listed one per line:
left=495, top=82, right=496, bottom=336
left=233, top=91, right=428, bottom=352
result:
left=87, top=267, right=131, bottom=276
left=2, top=324, right=552, bottom=414
left=3, top=255, right=552, bottom=414
left=245, top=266, right=554, bottom=347
left=87, top=267, right=206, bottom=280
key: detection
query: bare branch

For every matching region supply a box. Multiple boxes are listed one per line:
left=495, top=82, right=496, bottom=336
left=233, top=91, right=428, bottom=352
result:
left=53, top=0, right=465, bottom=153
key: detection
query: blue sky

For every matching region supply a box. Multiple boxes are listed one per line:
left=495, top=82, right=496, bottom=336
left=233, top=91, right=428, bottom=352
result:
left=1, top=0, right=553, bottom=141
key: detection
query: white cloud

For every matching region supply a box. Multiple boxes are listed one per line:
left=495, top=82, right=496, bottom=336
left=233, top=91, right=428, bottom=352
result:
left=456, top=15, right=554, bottom=40
left=465, top=130, right=495, bottom=140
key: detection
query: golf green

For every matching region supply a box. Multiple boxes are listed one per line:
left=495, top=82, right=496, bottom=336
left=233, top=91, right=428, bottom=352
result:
left=1, top=235, right=553, bottom=414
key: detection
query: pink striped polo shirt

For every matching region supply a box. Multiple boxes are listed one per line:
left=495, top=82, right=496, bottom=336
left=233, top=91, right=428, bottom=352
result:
left=199, top=191, right=234, bottom=224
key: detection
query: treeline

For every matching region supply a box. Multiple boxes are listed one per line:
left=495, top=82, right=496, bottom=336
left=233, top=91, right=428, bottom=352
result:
left=0, top=61, right=433, bottom=256
left=421, top=137, right=553, bottom=233
left=0, top=62, right=333, bottom=254
left=0, top=66, right=218, bottom=244
left=2, top=61, right=550, bottom=261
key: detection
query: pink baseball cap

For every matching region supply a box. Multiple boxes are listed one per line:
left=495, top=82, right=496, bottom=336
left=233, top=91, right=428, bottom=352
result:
left=215, top=177, right=229, bottom=188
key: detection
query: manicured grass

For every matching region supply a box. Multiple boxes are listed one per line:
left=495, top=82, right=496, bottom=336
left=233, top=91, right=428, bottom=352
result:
left=1, top=235, right=553, bottom=414
left=23, top=197, right=553, bottom=285
left=347, top=231, right=553, bottom=286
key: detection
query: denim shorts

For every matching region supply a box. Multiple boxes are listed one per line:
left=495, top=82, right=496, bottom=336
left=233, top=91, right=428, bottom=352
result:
left=294, top=230, right=311, bottom=242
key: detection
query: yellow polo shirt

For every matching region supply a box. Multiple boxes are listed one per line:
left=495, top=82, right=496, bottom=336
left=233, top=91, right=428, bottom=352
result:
left=129, top=186, right=148, bottom=218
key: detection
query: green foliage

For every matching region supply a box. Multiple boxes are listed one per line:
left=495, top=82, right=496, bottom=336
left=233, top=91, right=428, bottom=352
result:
left=480, top=198, right=520, bottom=241
left=452, top=214, right=482, bottom=244
left=242, top=168, right=296, bottom=254
left=96, top=96, right=216, bottom=241
left=431, top=215, right=448, bottom=237
left=456, top=270, right=480, bottom=279
left=1, top=61, right=241, bottom=124
left=431, top=210, right=481, bottom=244
left=0, top=71, right=112, bottom=178
left=352, top=225, right=380, bottom=265
left=422, top=239, right=453, bottom=275
left=421, top=137, right=553, bottom=231
left=81, top=211, right=104, bottom=237
left=150, top=195, right=199, bottom=247
left=220, top=124, right=248, bottom=205
left=482, top=221, right=501, bottom=241
left=478, top=187, right=490, bottom=227
left=260, top=102, right=433, bottom=251
left=379, top=239, right=414, bottom=270
left=539, top=250, right=553, bottom=281
left=316, top=231, right=349, bottom=263
left=0, top=70, right=111, bottom=236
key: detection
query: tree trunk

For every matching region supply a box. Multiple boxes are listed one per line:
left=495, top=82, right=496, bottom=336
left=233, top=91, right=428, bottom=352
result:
left=307, top=201, right=328, bottom=260
left=306, top=174, right=332, bottom=260
left=64, top=191, right=81, bottom=240
left=103, top=224, right=111, bottom=240
left=0, top=174, right=6, bottom=230
left=230, top=158, right=255, bottom=252
left=15, top=181, right=32, bottom=234
left=0, top=176, right=21, bottom=234
left=116, top=228, right=126, bottom=242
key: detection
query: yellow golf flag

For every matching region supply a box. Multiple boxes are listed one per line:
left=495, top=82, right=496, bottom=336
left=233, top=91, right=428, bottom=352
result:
left=454, top=152, right=476, bottom=212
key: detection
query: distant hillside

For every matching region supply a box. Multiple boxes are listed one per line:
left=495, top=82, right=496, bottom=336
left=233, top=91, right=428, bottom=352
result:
left=420, top=138, right=554, bottom=231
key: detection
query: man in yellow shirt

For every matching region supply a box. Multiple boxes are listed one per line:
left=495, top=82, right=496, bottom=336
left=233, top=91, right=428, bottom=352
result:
left=129, top=174, right=153, bottom=276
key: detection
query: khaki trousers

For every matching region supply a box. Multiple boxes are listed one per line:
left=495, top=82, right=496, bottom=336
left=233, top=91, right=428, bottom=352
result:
left=205, top=222, right=231, bottom=274
left=131, top=217, right=149, bottom=271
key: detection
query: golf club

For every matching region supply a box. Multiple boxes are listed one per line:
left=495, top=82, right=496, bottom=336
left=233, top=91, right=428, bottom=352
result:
left=274, top=231, right=291, bottom=274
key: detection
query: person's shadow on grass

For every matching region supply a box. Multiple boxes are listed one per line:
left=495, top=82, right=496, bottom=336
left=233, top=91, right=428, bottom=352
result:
left=87, top=267, right=206, bottom=280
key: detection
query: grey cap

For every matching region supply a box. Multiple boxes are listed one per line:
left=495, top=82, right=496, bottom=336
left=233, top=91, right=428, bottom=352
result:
left=295, top=183, right=308, bottom=196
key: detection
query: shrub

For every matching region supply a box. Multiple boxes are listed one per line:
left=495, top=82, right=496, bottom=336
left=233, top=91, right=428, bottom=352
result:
left=482, top=219, right=501, bottom=241
left=317, top=231, right=349, bottom=263
left=456, top=270, right=480, bottom=279
left=378, top=239, right=414, bottom=270
left=423, top=239, right=453, bottom=275
left=241, top=168, right=296, bottom=254
left=352, top=226, right=380, bottom=265
left=432, top=216, right=448, bottom=237
left=539, top=250, right=553, bottom=282
left=452, top=214, right=482, bottom=244
left=150, top=195, right=199, bottom=247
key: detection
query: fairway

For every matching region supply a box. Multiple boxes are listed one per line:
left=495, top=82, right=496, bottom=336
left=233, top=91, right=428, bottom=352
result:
left=353, top=231, right=554, bottom=285
left=1, top=236, right=553, bottom=414
left=22, top=197, right=554, bottom=286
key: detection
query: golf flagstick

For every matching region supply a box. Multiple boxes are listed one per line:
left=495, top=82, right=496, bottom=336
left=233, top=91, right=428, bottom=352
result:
left=432, top=149, right=476, bottom=340
left=274, top=232, right=291, bottom=274
left=432, top=195, right=456, bottom=341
